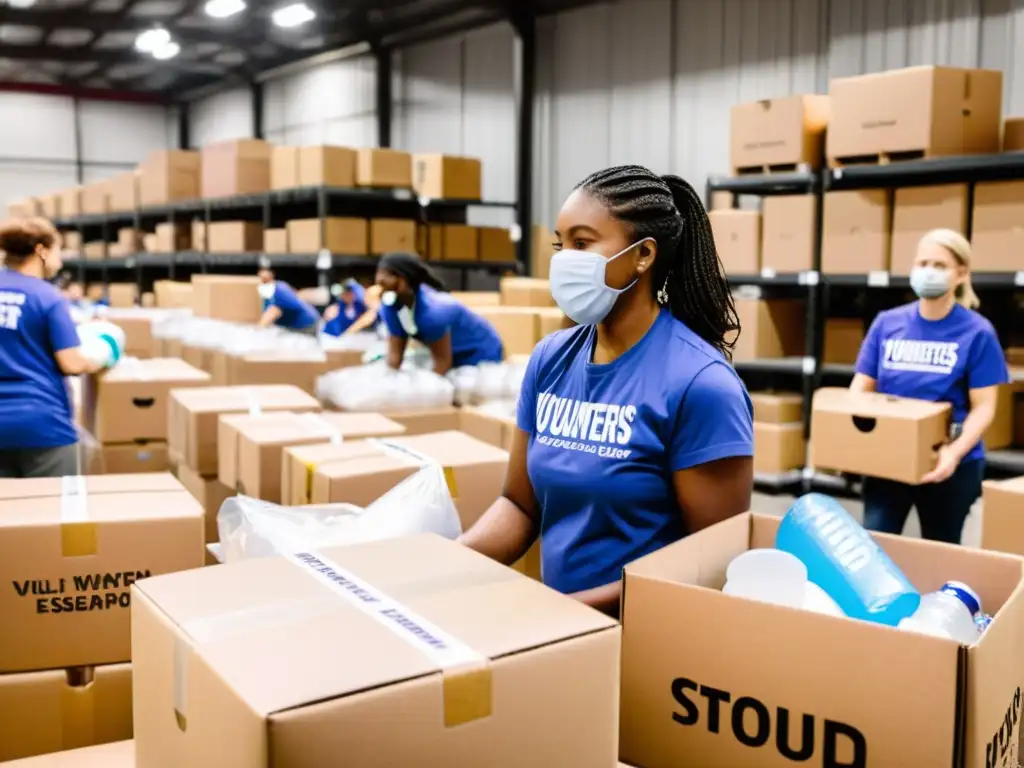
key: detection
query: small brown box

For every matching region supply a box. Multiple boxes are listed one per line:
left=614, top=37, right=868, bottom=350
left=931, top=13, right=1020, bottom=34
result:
left=264, top=228, right=288, bottom=253
left=761, top=195, right=816, bottom=274
left=827, top=66, right=1003, bottom=163
left=192, top=220, right=206, bottom=252
left=139, top=150, right=201, bottom=206
left=971, top=181, right=1024, bottom=273
left=155, top=222, right=191, bottom=253
left=479, top=227, right=515, bottom=263
left=287, top=218, right=368, bottom=255
left=426, top=224, right=479, bottom=261
left=413, top=154, right=483, bottom=200
left=298, top=145, right=358, bottom=188
left=750, top=391, right=803, bottom=424
left=201, top=139, right=271, bottom=198
left=190, top=275, right=261, bottom=323
left=1003, top=117, right=1024, bottom=151
left=106, top=283, right=137, bottom=308
left=82, top=181, right=111, bottom=214
left=753, top=422, right=806, bottom=475
left=356, top=148, right=412, bottom=188
left=730, top=95, right=830, bottom=173
left=709, top=209, right=761, bottom=275
left=271, top=146, right=299, bottom=190
left=207, top=221, right=263, bottom=253
left=59, top=187, right=83, bottom=218
left=108, top=172, right=140, bottom=212
left=62, top=231, right=83, bottom=252
left=38, top=195, right=59, bottom=219
left=731, top=297, right=805, bottom=362
left=370, top=219, right=416, bottom=254
left=823, top=318, right=865, bottom=365
left=822, top=190, right=892, bottom=274
left=891, top=184, right=968, bottom=275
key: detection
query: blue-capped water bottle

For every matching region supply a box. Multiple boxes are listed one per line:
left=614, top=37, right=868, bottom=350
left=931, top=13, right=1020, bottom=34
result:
left=776, top=493, right=921, bottom=626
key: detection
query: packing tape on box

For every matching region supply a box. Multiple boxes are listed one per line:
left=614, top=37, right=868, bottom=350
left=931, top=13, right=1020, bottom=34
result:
left=60, top=673, right=96, bottom=750
left=300, top=412, right=344, bottom=445
left=370, top=439, right=459, bottom=501
left=243, top=388, right=262, bottom=417
left=60, top=475, right=97, bottom=557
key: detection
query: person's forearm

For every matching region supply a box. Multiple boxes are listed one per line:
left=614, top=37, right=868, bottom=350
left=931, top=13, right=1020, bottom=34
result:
left=258, top=307, right=281, bottom=328
left=850, top=373, right=876, bottom=393
left=458, top=496, right=537, bottom=566
left=345, top=309, right=377, bottom=335
left=432, top=357, right=452, bottom=376
left=950, top=402, right=996, bottom=460
left=569, top=581, right=622, bottom=619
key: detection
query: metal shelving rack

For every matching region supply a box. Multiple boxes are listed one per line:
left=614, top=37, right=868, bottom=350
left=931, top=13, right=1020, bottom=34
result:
left=54, top=186, right=522, bottom=296
left=708, top=152, right=1024, bottom=485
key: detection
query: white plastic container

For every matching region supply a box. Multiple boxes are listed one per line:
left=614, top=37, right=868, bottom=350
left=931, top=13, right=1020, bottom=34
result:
left=898, top=581, right=981, bottom=644
left=722, top=548, right=807, bottom=608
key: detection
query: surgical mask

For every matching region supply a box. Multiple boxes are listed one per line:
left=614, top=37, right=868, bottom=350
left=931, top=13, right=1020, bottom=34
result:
left=257, top=282, right=276, bottom=300
left=910, top=266, right=950, bottom=299
left=381, top=290, right=398, bottom=307
left=549, top=239, right=650, bottom=325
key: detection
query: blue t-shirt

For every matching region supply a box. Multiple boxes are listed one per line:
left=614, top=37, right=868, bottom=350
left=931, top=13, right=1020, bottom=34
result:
left=323, top=285, right=373, bottom=337
left=268, top=281, right=319, bottom=331
left=855, top=302, right=1008, bottom=463
left=381, top=284, right=504, bottom=367
left=0, top=271, right=81, bottom=449
left=517, top=309, right=754, bottom=594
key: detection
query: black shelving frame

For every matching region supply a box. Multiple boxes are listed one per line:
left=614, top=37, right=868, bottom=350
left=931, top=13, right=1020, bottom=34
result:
left=707, top=153, right=1024, bottom=486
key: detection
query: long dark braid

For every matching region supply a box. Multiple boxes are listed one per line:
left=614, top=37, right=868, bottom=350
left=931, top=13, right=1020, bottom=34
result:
left=576, top=165, right=739, bottom=359
left=379, top=251, right=448, bottom=292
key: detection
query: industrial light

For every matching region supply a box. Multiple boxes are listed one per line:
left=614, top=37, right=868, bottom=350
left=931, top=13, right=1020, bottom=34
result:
left=204, top=0, right=246, bottom=19
left=6, top=0, right=38, bottom=8
left=272, top=2, right=315, bottom=28
left=152, top=40, right=181, bottom=60
left=134, top=28, right=170, bottom=54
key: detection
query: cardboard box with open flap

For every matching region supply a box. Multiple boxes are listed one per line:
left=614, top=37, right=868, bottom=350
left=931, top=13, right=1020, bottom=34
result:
left=3, top=740, right=135, bottom=767
left=619, top=511, right=1024, bottom=768
left=131, top=533, right=620, bottom=767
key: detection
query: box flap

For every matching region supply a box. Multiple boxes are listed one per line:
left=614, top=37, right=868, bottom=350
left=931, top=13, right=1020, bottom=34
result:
left=813, top=387, right=951, bottom=420
left=136, top=534, right=616, bottom=717
left=171, top=385, right=319, bottom=414
left=393, top=431, right=509, bottom=466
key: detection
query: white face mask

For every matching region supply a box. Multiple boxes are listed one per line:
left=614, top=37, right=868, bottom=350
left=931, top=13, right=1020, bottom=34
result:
left=548, top=239, right=650, bottom=325
left=381, top=290, right=398, bottom=307
left=258, top=282, right=276, bottom=300
left=910, top=266, right=950, bottom=300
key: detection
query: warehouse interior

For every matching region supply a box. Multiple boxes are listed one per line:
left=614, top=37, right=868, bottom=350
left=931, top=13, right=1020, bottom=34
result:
left=2, top=0, right=1024, bottom=766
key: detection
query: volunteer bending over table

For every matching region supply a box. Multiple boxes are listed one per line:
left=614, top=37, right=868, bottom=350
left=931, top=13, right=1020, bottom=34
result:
left=850, top=229, right=1008, bottom=544
left=257, top=267, right=319, bottom=335
left=322, top=278, right=380, bottom=337
left=376, top=251, right=503, bottom=376
left=0, top=218, right=102, bottom=478
left=459, top=165, right=754, bottom=617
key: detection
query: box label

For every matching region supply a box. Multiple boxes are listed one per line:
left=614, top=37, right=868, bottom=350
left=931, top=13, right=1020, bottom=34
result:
left=11, top=570, right=151, bottom=614
left=987, top=686, right=1021, bottom=768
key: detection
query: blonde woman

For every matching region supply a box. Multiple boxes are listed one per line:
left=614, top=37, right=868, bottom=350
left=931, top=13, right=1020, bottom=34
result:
left=850, top=229, right=1008, bottom=543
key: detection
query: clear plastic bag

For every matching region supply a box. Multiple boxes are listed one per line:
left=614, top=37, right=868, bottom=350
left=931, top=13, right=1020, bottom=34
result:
left=216, top=461, right=462, bottom=562
left=446, top=360, right=528, bottom=406
left=317, top=363, right=454, bottom=411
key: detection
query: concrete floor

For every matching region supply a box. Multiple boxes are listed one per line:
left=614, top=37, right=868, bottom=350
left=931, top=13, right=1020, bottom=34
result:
left=750, top=491, right=982, bottom=548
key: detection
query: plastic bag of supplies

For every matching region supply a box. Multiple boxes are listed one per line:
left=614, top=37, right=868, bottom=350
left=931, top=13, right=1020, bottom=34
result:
left=316, top=362, right=454, bottom=412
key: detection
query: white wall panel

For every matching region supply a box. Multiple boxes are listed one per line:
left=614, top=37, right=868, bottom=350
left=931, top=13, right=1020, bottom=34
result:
left=79, top=101, right=170, bottom=164
left=189, top=86, right=253, bottom=146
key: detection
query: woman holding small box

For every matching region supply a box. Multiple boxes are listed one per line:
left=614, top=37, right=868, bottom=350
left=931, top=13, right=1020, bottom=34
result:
left=850, top=229, right=1008, bottom=544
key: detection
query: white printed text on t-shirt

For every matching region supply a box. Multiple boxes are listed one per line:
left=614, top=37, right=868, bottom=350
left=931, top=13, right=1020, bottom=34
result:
left=882, top=339, right=959, bottom=375
left=0, top=291, right=25, bottom=330
left=535, top=392, right=635, bottom=459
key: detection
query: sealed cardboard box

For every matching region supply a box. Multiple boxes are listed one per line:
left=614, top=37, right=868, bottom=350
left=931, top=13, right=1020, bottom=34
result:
left=426, top=223, right=478, bottom=261
left=379, top=406, right=461, bottom=435
left=62, top=231, right=82, bottom=253
left=1003, top=117, right=1024, bottom=151
left=749, top=391, right=803, bottom=424
left=270, top=146, right=299, bottom=190
left=0, top=664, right=132, bottom=763
left=499, top=277, right=555, bottom=308
left=207, top=221, right=263, bottom=253
left=4, top=740, right=135, bottom=767
left=175, top=463, right=233, bottom=544
left=0, top=473, right=204, bottom=672
left=106, top=283, right=137, bottom=309
left=81, top=183, right=110, bottom=215
left=211, top=350, right=329, bottom=395
left=93, top=442, right=170, bottom=475
left=356, top=147, right=412, bottom=188
left=981, top=476, right=1024, bottom=555
left=708, top=210, right=760, bottom=275
left=811, top=387, right=950, bottom=484
left=537, top=307, right=573, bottom=337
left=479, top=226, right=516, bottom=262
left=82, top=358, right=210, bottom=444
left=983, top=372, right=1024, bottom=451
left=139, top=150, right=200, bottom=206
left=151, top=280, right=192, bottom=312
left=298, top=145, right=357, bottom=187
left=200, top=138, right=271, bottom=198
left=753, top=422, right=805, bottom=474
left=476, top=306, right=542, bottom=356
left=153, top=222, right=190, bottom=253
left=168, top=385, right=320, bottom=477
left=132, top=534, right=620, bottom=767
left=108, top=173, right=139, bottom=212
left=891, top=184, right=968, bottom=276
left=459, top=406, right=516, bottom=452
left=971, top=181, right=1024, bottom=272
left=827, top=66, right=1003, bottom=163
left=264, top=228, right=287, bottom=252
left=370, top=218, right=416, bottom=254
left=730, top=94, right=830, bottom=172
left=823, top=317, right=865, bottom=365
left=451, top=291, right=501, bottom=307
left=761, top=195, right=816, bottom=273
left=190, top=275, right=261, bottom=323
left=822, top=190, right=891, bottom=274
left=619, top=511, right=1024, bottom=768
left=218, top=411, right=407, bottom=503
left=413, top=154, right=483, bottom=200
left=59, top=187, right=82, bottom=218
left=287, top=217, right=367, bottom=255
left=730, top=297, right=805, bottom=361
left=106, top=313, right=155, bottom=357
left=38, top=195, right=59, bottom=219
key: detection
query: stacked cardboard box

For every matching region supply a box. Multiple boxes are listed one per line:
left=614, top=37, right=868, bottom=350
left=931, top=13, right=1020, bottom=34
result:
left=190, top=274, right=261, bottom=323
left=730, top=296, right=805, bottom=362
left=138, top=150, right=200, bottom=206
left=200, top=139, right=271, bottom=198
left=750, top=392, right=805, bottom=476
left=0, top=474, right=204, bottom=762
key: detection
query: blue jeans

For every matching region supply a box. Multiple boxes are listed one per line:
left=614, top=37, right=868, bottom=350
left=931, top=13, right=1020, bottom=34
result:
left=862, top=459, right=984, bottom=545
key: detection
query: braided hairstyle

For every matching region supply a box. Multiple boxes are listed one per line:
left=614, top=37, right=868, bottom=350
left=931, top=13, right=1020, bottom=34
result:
left=379, top=251, right=448, bottom=292
left=576, top=165, right=739, bottom=359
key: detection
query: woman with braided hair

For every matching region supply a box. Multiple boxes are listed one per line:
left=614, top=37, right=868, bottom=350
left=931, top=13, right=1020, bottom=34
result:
left=375, top=251, right=503, bottom=375
left=459, top=165, right=753, bottom=617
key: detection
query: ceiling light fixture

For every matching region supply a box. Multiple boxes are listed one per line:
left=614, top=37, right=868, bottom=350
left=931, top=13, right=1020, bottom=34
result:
left=134, top=28, right=170, bottom=54
left=204, top=0, right=246, bottom=19
left=272, top=2, right=315, bottom=28
left=6, top=0, right=38, bottom=8
left=152, top=40, right=181, bottom=60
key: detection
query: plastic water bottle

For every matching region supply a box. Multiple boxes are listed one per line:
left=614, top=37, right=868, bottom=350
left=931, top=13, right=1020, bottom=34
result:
left=77, top=321, right=125, bottom=369
left=898, top=581, right=982, bottom=644
left=775, top=494, right=921, bottom=626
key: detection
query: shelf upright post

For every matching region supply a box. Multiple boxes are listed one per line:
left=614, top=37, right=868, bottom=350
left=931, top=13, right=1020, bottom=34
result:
left=251, top=81, right=265, bottom=140
left=374, top=45, right=393, bottom=149
left=178, top=102, right=190, bottom=150
left=511, top=6, right=536, bottom=275
left=202, top=201, right=211, bottom=274
left=168, top=211, right=177, bottom=281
